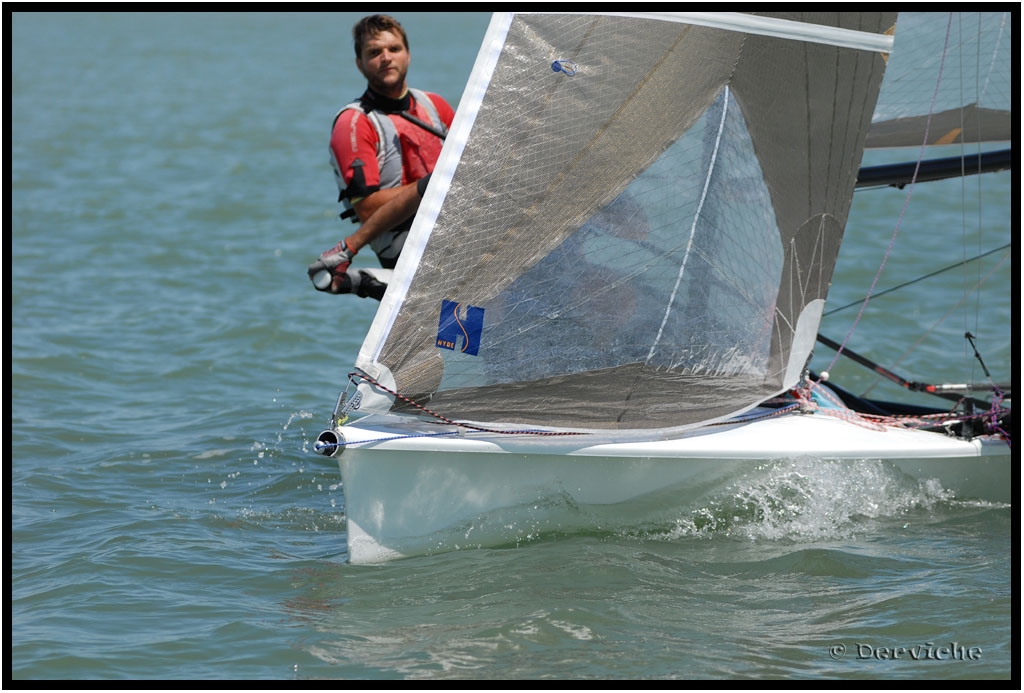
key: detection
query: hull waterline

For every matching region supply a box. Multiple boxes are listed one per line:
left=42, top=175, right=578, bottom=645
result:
left=330, top=412, right=1011, bottom=563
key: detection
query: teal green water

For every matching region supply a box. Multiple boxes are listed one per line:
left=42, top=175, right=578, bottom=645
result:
left=12, top=12, right=1014, bottom=681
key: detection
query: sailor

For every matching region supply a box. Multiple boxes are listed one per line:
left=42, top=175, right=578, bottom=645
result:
left=309, top=14, right=454, bottom=301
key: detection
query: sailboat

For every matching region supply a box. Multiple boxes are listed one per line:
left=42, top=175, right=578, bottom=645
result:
left=314, top=12, right=1013, bottom=564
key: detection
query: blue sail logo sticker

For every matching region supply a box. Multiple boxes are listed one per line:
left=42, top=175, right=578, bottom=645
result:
left=436, top=300, right=485, bottom=356
left=551, top=59, right=578, bottom=76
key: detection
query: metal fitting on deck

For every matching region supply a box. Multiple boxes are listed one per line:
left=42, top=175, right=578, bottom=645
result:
left=314, top=429, right=345, bottom=457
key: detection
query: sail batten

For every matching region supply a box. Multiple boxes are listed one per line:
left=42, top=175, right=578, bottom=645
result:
left=352, top=12, right=897, bottom=431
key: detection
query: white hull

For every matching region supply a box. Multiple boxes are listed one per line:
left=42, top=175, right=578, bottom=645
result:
left=331, top=412, right=1011, bottom=564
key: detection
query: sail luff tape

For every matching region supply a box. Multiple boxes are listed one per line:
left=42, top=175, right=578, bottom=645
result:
left=524, top=12, right=895, bottom=54
left=358, top=12, right=515, bottom=370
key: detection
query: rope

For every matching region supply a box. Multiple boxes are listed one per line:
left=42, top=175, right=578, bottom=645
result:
left=985, top=387, right=1012, bottom=446
left=786, top=380, right=1011, bottom=443
left=821, top=15, right=954, bottom=380
left=333, top=369, right=1010, bottom=451
left=344, top=371, right=588, bottom=438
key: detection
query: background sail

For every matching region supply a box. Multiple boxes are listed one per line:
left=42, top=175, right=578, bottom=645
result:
left=868, top=12, right=1012, bottom=148
left=357, top=12, right=896, bottom=430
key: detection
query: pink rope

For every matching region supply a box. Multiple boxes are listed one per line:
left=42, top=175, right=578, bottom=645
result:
left=822, top=14, right=955, bottom=378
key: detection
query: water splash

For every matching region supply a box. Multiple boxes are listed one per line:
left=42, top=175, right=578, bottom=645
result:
left=653, top=458, right=958, bottom=543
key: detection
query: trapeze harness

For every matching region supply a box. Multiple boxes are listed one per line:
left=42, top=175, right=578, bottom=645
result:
left=330, top=88, right=448, bottom=268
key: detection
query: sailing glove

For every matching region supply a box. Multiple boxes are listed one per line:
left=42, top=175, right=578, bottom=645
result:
left=308, top=238, right=356, bottom=292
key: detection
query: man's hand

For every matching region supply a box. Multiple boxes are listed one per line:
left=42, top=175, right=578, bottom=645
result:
left=308, top=238, right=356, bottom=293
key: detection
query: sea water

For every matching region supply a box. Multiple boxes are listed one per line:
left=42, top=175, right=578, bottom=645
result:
left=11, top=12, right=1015, bottom=681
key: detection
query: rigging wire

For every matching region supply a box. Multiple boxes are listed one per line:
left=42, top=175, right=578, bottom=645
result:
left=820, top=14, right=950, bottom=379
left=822, top=242, right=1010, bottom=317
left=859, top=224, right=1010, bottom=399
left=847, top=14, right=1009, bottom=399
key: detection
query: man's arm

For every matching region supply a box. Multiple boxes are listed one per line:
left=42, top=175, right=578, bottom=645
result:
left=347, top=176, right=426, bottom=253
left=308, top=174, right=429, bottom=292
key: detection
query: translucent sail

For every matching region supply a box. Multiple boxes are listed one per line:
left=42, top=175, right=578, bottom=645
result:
left=353, top=12, right=896, bottom=431
left=868, top=12, right=1012, bottom=148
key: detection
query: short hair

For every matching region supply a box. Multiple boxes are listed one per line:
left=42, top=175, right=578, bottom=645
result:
left=353, top=14, right=409, bottom=59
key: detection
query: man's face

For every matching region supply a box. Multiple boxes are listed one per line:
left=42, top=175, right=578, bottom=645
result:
left=356, top=29, right=410, bottom=99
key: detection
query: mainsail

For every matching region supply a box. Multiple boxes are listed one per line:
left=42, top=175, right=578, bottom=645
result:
left=350, top=12, right=898, bottom=431
left=867, top=12, right=1012, bottom=149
